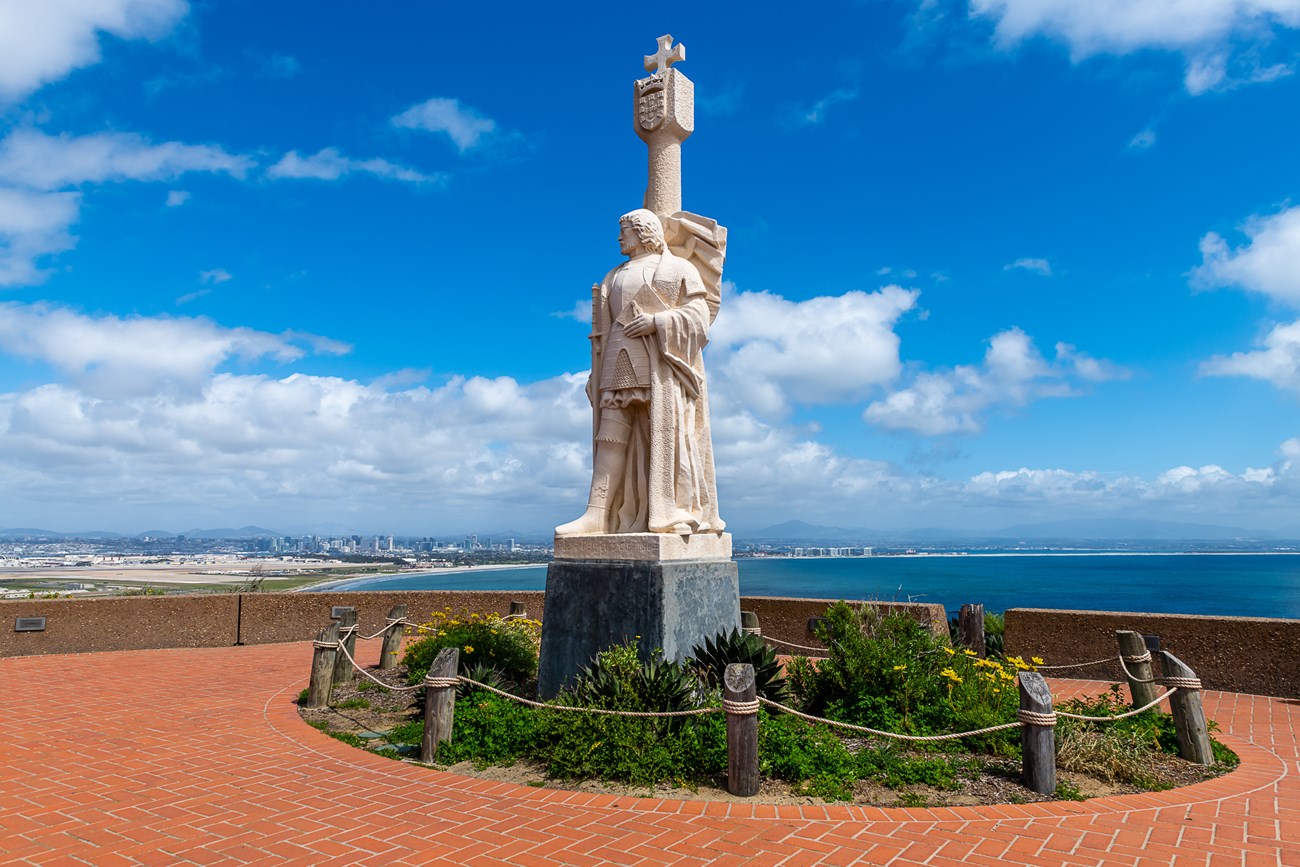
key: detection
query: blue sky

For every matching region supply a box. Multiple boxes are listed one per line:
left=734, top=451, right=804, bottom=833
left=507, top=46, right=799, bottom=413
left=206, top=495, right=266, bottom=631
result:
left=1, top=0, right=1299, bottom=535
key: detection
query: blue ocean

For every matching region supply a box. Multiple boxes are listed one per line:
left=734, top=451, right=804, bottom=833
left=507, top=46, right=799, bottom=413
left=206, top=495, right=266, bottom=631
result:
left=315, top=553, right=1300, bottom=619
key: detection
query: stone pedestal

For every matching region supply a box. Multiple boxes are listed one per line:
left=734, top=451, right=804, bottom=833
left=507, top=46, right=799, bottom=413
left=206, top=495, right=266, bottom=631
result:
left=537, top=534, right=739, bottom=698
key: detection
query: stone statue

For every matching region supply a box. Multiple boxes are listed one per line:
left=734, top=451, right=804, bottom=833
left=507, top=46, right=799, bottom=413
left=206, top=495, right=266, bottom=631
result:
left=555, top=207, right=724, bottom=536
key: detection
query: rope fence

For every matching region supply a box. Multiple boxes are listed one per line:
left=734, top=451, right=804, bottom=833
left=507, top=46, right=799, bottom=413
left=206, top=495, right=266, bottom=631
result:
left=303, top=609, right=1218, bottom=798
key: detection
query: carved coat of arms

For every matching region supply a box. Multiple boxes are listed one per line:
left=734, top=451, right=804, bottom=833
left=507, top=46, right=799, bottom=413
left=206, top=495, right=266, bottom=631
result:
left=637, top=81, right=665, bottom=131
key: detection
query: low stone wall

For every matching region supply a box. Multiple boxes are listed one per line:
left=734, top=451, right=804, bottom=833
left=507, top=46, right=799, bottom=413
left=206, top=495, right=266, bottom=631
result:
left=1005, top=608, right=1300, bottom=698
left=0, top=591, right=941, bottom=659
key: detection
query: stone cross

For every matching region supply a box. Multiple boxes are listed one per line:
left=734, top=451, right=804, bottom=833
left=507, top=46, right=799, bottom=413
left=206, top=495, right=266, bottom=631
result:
left=644, top=34, right=686, bottom=74
left=635, top=35, right=694, bottom=218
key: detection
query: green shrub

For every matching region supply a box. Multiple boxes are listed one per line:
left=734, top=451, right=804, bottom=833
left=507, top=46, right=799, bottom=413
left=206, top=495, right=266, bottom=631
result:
left=402, top=609, right=540, bottom=686
left=437, top=693, right=542, bottom=768
left=690, top=628, right=790, bottom=703
left=789, top=602, right=1020, bottom=755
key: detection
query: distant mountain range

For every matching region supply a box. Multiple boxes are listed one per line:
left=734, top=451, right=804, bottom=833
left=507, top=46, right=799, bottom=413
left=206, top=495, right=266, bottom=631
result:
left=2, top=518, right=1296, bottom=544
left=745, top=518, right=1296, bottom=544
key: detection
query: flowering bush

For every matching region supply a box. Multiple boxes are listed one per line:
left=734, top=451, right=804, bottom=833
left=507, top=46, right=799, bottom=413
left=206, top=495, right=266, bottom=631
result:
left=402, top=609, right=541, bottom=686
left=787, top=602, right=1026, bottom=754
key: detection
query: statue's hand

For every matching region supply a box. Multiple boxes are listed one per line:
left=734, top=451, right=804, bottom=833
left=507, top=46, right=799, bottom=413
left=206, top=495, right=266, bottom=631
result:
left=623, top=312, right=657, bottom=338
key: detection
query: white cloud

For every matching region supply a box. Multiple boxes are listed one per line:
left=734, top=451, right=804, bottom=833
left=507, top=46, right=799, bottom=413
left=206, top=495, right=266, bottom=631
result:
left=1201, top=319, right=1300, bottom=393
left=266, top=148, right=437, bottom=184
left=1192, top=205, right=1300, bottom=305
left=199, top=268, right=231, bottom=285
left=1004, top=257, right=1052, bottom=276
left=552, top=300, right=593, bottom=323
left=791, top=88, right=858, bottom=127
left=165, top=189, right=190, bottom=207
left=708, top=285, right=918, bottom=415
left=0, top=187, right=80, bottom=285
left=0, top=302, right=335, bottom=398
left=0, top=303, right=1292, bottom=532
left=0, top=0, right=187, bottom=101
left=0, top=129, right=251, bottom=285
left=391, top=98, right=498, bottom=152
left=864, top=328, right=1126, bottom=435
left=968, top=0, right=1300, bottom=93
left=175, top=288, right=209, bottom=305
left=0, top=129, right=251, bottom=190
left=1127, top=128, right=1157, bottom=150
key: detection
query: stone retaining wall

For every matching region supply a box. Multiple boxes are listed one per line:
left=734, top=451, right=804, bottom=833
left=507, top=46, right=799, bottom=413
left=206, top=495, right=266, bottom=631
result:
left=0, top=590, right=943, bottom=658
left=1005, top=608, right=1300, bottom=698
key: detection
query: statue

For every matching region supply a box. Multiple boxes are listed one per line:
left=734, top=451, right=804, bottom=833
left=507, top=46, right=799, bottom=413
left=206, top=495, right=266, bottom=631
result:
left=555, top=207, right=724, bottom=536
left=538, top=35, right=738, bottom=698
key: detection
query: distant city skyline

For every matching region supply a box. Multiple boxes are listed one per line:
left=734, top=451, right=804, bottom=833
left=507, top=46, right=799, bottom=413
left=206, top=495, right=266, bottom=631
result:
left=1, top=3, right=1299, bottom=534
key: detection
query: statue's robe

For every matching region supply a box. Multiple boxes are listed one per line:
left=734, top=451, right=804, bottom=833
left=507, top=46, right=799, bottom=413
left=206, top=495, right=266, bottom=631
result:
left=590, top=250, right=723, bottom=534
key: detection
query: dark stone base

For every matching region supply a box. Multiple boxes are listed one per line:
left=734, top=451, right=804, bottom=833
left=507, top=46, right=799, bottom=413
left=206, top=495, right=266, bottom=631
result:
left=537, top=558, right=740, bottom=698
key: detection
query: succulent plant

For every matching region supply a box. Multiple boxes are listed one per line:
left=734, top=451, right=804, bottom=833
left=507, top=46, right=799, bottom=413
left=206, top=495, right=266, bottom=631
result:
left=690, top=627, right=790, bottom=703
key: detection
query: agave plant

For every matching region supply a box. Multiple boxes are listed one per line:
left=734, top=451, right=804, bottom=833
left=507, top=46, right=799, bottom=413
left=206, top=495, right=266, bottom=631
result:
left=457, top=660, right=507, bottom=697
left=690, top=628, right=790, bottom=703
left=573, top=643, right=699, bottom=713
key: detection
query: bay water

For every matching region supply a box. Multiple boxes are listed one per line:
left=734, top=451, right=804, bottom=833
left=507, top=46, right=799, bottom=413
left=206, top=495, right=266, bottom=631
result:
left=316, top=552, right=1300, bottom=619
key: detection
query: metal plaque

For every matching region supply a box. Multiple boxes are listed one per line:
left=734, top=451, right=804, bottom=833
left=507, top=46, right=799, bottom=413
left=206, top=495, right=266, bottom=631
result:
left=1143, top=634, right=1161, bottom=651
left=330, top=606, right=351, bottom=620
left=15, top=617, right=46, bottom=632
left=806, top=616, right=826, bottom=634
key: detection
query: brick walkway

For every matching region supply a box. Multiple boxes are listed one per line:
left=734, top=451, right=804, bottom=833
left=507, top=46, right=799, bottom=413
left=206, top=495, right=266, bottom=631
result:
left=1, top=640, right=1296, bottom=866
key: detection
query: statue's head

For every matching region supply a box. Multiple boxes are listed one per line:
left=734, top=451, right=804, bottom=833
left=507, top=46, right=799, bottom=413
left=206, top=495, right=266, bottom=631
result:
left=619, top=209, right=666, bottom=255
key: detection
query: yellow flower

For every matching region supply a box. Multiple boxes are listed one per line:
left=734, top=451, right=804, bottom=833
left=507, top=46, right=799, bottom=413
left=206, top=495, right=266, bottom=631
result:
left=962, top=648, right=978, bottom=656
left=940, top=667, right=963, bottom=684
left=463, top=645, right=474, bottom=654
left=893, top=664, right=907, bottom=671
left=1031, top=656, right=1044, bottom=665
left=942, top=647, right=955, bottom=656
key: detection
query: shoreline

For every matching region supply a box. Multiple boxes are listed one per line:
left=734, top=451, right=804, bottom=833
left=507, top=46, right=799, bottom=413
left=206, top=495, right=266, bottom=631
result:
left=299, top=562, right=548, bottom=593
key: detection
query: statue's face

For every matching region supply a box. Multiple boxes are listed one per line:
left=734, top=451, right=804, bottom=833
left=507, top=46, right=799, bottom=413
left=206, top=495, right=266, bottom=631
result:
left=618, top=223, right=639, bottom=256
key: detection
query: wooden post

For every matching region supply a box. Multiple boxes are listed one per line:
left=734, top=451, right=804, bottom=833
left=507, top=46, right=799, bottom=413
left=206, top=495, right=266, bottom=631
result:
left=1158, top=651, right=1214, bottom=765
left=724, top=662, right=760, bottom=796
left=331, top=607, right=358, bottom=686
left=740, top=610, right=761, bottom=636
left=420, top=647, right=460, bottom=763
left=1018, top=671, right=1056, bottom=795
left=508, top=601, right=527, bottom=618
left=305, top=623, right=339, bottom=708
left=1115, top=629, right=1159, bottom=709
left=959, top=603, right=985, bottom=658
left=378, top=604, right=407, bottom=670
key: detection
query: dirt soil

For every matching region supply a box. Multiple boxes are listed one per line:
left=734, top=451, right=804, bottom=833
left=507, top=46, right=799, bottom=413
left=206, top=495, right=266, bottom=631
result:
left=299, top=665, right=1232, bottom=809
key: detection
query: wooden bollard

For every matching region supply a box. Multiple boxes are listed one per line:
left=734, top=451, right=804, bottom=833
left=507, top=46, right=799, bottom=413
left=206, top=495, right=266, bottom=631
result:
left=1158, top=651, right=1214, bottom=765
left=420, top=647, right=460, bottom=763
left=724, top=662, right=760, bottom=796
left=331, top=607, right=358, bottom=686
left=305, top=623, right=340, bottom=708
left=1116, top=630, right=1159, bottom=710
left=508, top=601, right=527, bottom=618
left=1018, top=671, right=1056, bottom=795
left=958, top=603, right=985, bottom=658
left=378, top=604, right=407, bottom=670
left=740, top=610, right=761, bottom=636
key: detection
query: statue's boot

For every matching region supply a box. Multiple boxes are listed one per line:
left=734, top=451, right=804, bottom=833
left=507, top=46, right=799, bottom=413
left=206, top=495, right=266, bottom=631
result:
left=555, top=443, right=622, bottom=536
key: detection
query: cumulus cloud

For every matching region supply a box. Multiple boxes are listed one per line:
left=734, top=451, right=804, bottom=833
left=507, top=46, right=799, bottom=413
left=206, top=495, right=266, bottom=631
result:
left=968, top=0, right=1300, bottom=92
left=708, top=285, right=918, bottom=416
left=1004, top=257, right=1052, bottom=276
left=0, top=129, right=251, bottom=190
left=266, top=148, right=438, bottom=184
left=864, top=328, right=1126, bottom=435
left=0, top=0, right=187, bottom=101
left=1192, top=205, right=1300, bottom=305
left=0, top=303, right=1292, bottom=532
left=165, top=189, right=190, bottom=207
left=1201, top=319, right=1300, bottom=393
left=0, top=187, right=80, bottom=285
left=0, top=302, right=337, bottom=398
left=391, top=98, right=498, bottom=152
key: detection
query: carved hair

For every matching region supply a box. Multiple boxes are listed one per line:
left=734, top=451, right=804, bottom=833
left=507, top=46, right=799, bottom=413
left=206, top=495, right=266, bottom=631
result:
left=619, top=208, right=666, bottom=254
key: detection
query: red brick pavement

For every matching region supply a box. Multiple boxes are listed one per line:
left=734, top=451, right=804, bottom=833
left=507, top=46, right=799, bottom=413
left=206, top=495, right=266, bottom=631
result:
left=1, top=639, right=1296, bottom=866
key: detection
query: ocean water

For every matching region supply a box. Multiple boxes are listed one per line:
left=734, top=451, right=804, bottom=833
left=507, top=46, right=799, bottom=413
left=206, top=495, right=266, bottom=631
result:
left=315, top=553, right=1300, bottom=619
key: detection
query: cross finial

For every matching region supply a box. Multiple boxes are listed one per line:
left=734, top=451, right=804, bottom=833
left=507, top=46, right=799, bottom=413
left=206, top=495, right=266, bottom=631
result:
left=644, top=34, right=685, bottom=74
